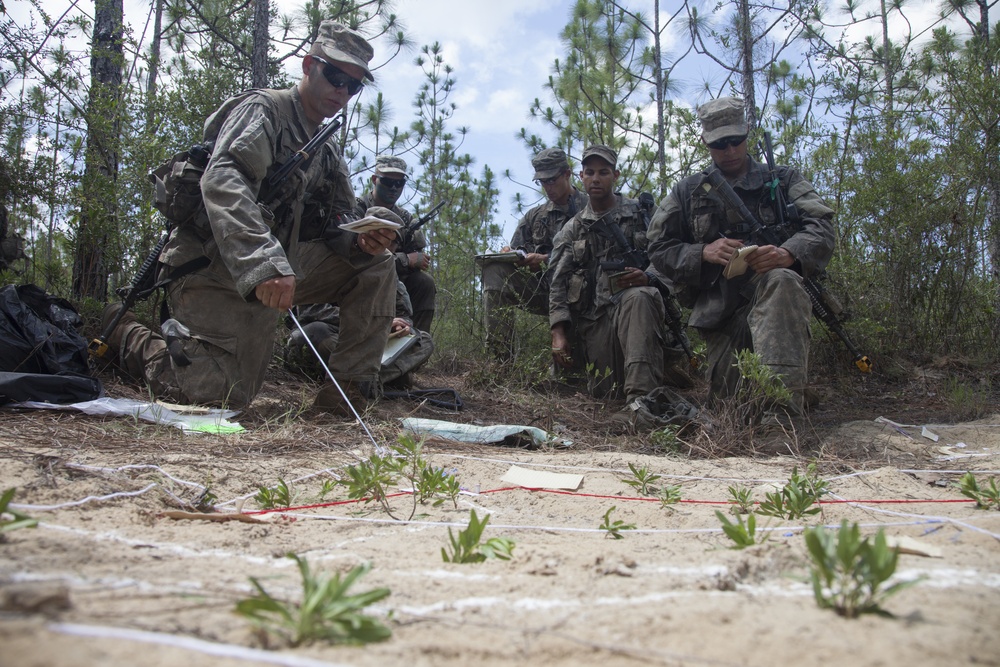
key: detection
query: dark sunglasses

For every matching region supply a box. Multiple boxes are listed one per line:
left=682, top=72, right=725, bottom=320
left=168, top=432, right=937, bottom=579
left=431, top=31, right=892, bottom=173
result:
left=378, top=176, right=406, bottom=189
left=534, top=173, right=564, bottom=186
left=311, top=56, right=364, bottom=96
left=707, top=135, right=747, bottom=150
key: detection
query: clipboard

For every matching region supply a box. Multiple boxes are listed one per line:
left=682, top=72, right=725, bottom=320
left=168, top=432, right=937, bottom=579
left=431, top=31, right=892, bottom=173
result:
left=382, top=333, right=418, bottom=366
left=474, top=250, right=526, bottom=266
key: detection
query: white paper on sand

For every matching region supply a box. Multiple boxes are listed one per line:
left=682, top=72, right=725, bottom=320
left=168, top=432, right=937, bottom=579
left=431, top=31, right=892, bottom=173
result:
left=501, top=465, right=583, bottom=490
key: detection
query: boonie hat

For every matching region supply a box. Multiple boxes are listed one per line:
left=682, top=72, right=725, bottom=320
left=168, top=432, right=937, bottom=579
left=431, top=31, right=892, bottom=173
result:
left=531, top=147, right=569, bottom=180
left=309, top=21, right=375, bottom=82
left=581, top=144, right=618, bottom=167
left=374, top=154, right=407, bottom=176
left=698, top=97, right=748, bottom=144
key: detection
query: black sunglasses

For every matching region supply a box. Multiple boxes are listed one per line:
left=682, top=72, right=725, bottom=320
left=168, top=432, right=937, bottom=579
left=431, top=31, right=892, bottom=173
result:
left=311, top=56, right=365, bottom=96
left=378, top=176, right=406, bottom=189
left=534, top=173, right=564, bottom=186
left=707, top=135, right=747, bottom=150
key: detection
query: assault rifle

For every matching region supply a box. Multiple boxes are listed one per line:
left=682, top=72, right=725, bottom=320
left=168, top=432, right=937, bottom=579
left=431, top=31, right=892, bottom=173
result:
left=90, top=116, right=344, bottom=360
left=594, top=210, right=697, bottom=365
left=703, top=167, right=872, bottom=373
left=401, top=200, right=445, bottom=251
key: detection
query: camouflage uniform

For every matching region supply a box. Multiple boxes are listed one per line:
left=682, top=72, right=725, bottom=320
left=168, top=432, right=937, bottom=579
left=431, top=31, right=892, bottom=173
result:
left=482, top=187, right=588, bottom=359
left=647, top=156, right=835, bottom=415
left=355, top=192, right=436, bottom=332
left=115, top=85, right=396, bottom=407
left=548, top=195, right=669, bottom=401
left=285, top=279, right=433, bottom=387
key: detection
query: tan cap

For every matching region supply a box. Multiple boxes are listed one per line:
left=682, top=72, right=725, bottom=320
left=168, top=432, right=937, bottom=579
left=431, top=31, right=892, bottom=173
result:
left=309, top=21, right=375, bottom=82
left=581, top=144, right=617, bottom=167
left=698, top=97, right=748, bottom=144
left=531, top=147, right=569, bottom=180
left=365, top=206, right=404, bottom=226
left=374, top=154, right=407, bottom=176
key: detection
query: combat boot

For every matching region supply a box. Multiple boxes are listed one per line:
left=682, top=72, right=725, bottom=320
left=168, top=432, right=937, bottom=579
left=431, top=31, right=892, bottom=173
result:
left=99, top=303, right=137, bottom=359
left=313, top=380, right=378, bottom=418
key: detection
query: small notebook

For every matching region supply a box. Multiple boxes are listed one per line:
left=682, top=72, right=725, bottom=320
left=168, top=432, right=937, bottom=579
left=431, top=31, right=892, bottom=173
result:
left=339, top=216, right=403, bottom=234
left=723, top=245, right=758, bottom=279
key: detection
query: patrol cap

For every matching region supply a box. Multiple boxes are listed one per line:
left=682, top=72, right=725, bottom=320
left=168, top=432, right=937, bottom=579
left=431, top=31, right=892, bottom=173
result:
left=698, top=97, right=748, bottom=144
left=531, top=147, right=570, bottom=180
left=309, top=21, right=375, bottom=82
left=364, top=206, right=404, bottom=227
left=374, top=154, right=407, bottom=176
left=581, top=144, right=618, bottom=167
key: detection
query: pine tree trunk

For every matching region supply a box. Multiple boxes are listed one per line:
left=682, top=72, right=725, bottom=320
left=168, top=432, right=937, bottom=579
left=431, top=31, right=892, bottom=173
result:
left=73, top=0, right=123, bottom=301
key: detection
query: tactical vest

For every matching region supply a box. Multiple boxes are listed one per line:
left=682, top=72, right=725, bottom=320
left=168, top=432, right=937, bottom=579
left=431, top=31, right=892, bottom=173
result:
left=149, top=88, right=302, bottom=233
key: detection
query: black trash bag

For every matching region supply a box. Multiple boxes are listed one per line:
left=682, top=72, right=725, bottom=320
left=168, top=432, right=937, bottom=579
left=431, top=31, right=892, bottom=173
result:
left=0, top=371, right=103, bottom=405
left=0, top=284, right=102, bottom=404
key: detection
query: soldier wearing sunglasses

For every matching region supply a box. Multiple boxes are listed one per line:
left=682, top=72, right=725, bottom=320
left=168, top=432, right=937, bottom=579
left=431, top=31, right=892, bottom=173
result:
left=647, top=96, right=836, bottom=452
left=102, top=21, right=397, bottom=415
left=355, top=155, right=437, bottom=333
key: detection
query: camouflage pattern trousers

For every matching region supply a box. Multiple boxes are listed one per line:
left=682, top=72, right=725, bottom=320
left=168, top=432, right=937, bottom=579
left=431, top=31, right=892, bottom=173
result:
left=286, top=320, right=433, bottom=386
left=116, top=240, right=396, bottom=408
left=482, top=261, right=549, bottom=361
left=700, top=268, right=812, bottom=416
left=573, top=285, right=665, bottom=402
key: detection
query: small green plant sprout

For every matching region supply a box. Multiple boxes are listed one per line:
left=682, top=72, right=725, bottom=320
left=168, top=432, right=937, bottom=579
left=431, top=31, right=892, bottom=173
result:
left=0, top=488, right=38, bottom=538
left=804, top=521, right=920, bottom=618
left=193, top=487, right=219, bottom=512
left=955, top=472, right=1000, bottom=510
left=659, top=484, right=682, bottom=507
left=255, top=478, right=294, bottom=509
left=734, top=349, right=793, bottom=406
left=317, top=478, right=338, bottom=501
left=715, top=509, right=768, bottom=549
left=235, top=554, right=390, bottom=646
left=649, top=424, right=682, bottom=452
left=623, top=462, right=661, bottom=496
left=727, top=484, right=755, bottom=514
left=341, top=433, right=461, bottom=520
left=441, top=509, right=515, bottom=563
left=417, top=464, right=461, bottom=508
left=757, top=464, right=829, bottom=520
left=599, top=505, right=636, bottom=539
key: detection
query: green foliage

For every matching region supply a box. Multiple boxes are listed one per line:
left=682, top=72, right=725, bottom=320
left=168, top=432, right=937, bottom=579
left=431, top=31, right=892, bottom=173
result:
left=735, top=349, right=793, bottom=407
left=340, top=433, right=461, bottom=520
left=0, top=488, right=38, bottom=538
left=649, top=425, right=682, bottom=453
left=804, top=521, right=919, bottom=618
left=623, top=462, right=661, bottom=496
left=955, top=472, right=1000, bottom=510
left=235, top=554, right=391, bottom=646
left=599, top=505, right=635, bottom=539
left=727, top=485, right=755, bottom=514
left=658, top=484, right=682, bottom=507
left=715, top=510, right=767, bottom=549
left=757, top=465, right=828, bottom=520
left=441, top=509, right=515, bottom=563
left=255, top=478, right=293, bottom=509
left=943, top=378, right=992, bottom=421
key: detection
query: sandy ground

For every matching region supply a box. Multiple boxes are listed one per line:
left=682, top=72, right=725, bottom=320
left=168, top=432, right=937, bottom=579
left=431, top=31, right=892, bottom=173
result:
left=1, top=379, right=999, bottom=667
